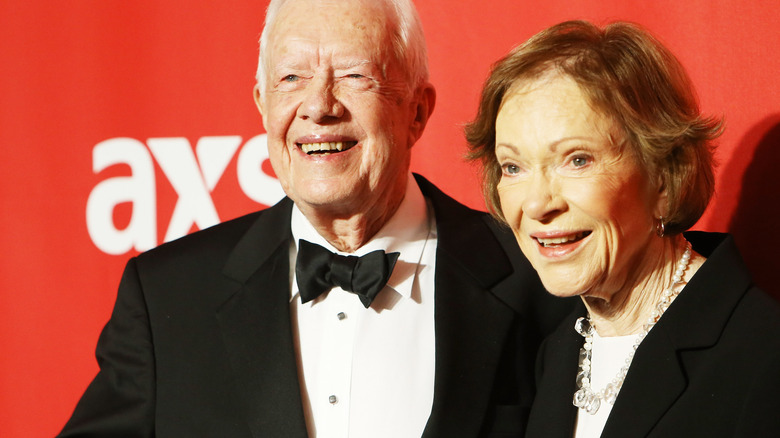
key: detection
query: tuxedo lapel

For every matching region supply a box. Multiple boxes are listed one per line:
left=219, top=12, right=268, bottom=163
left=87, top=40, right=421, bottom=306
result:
left=216, top=198, right=308, bottom=438
left=423, top=251, right=517, bottom=437
left=415, top=176, right=520, bottom=437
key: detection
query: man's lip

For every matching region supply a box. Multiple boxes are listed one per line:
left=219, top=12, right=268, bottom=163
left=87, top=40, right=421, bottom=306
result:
left=294, top=135, right=359, bottom=155
left=294, top=134, right=358, bottom=144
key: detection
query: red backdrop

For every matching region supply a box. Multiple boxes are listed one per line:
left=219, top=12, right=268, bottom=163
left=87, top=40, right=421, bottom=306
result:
left=2, top=1, right=779, bottom=435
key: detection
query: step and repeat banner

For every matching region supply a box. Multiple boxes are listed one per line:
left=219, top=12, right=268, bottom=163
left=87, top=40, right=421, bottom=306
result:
left=2, top=1, right=779, bottom=435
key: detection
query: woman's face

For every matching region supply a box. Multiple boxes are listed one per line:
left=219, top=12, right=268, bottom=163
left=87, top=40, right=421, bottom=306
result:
left=495, top=73, right=665, bottom=299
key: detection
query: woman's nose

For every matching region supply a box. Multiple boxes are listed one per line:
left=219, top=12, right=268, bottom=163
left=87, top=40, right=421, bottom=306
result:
left=522, top=171, right=567, bottom=222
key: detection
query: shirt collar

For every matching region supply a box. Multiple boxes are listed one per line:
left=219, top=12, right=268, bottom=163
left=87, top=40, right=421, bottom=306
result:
left=290, top=173, right=432, bottom=302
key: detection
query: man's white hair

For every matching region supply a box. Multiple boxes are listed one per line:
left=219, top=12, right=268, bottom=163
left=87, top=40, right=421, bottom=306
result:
left=255, top=0, right=429, bottom=97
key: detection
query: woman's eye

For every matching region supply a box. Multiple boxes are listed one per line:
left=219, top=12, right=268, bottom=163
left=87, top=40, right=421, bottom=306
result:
left=571, top=156, right=590, bottom=167
left=282, top=74, right=299, bottom=82
left=502, top=163, right=521, bottom=175
left=346, top=74, right=364, bottom=79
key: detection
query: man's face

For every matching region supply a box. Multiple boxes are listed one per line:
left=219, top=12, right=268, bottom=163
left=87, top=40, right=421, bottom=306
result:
left=256, top=0, right=432, bottom=220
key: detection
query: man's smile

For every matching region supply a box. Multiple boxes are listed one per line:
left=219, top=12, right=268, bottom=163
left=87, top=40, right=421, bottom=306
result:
left=299, top=141, right=358, bottom=155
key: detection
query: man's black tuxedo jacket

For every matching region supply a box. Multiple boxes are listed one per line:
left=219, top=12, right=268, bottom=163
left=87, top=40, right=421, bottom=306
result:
left=60, top=175, right=572, bottom=438
left=526, top=232, right=780, bottom=438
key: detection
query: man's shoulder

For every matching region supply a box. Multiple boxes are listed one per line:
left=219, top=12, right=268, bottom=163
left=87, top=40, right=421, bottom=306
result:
left=415, top=174, right=524, bottom=268
left=414, top=174, right=515, bottom=247
left=142, top=211, right=259, bottom=260
left=414, top=173, right=483, bottom=217
left=137, top=198, right=292, bottom=268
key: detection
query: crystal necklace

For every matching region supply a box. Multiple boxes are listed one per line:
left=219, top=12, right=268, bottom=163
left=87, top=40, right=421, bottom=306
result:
left=572, top=241, right=692, bottom=415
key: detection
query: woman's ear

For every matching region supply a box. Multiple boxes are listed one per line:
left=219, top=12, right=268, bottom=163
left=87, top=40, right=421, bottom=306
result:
left=653, top=174, right=669, bottom=219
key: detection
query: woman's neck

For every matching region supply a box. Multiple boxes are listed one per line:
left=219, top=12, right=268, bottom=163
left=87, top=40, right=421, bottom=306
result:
left=582, top=235, right=702, bottom=336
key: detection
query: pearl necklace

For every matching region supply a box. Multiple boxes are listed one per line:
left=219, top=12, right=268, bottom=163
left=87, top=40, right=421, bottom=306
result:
left=572, top=241, right=692, bottom=415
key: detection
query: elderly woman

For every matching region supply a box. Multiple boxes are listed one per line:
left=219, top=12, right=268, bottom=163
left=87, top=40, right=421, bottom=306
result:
left=467, top=20, right=780, bottom=438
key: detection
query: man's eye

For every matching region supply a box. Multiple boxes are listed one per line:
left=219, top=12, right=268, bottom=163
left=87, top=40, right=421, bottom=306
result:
left=346, top=74, right=365, bottom=79
left=282, top=74, right=299, bottom=82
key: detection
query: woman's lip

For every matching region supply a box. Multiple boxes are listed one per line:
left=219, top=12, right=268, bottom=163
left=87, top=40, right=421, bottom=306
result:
left=530, top=231, right=591, bottom=259
left=530, top=230, right=590, bottom=240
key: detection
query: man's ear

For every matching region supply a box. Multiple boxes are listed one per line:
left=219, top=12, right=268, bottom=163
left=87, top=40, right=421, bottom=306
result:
left=408, top=83, right=436, bottom=146
left=253, top=84, right=269, bottom=130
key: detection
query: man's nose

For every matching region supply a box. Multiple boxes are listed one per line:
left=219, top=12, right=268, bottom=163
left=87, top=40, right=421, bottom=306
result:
left=298, top=76, right=344, bottom=122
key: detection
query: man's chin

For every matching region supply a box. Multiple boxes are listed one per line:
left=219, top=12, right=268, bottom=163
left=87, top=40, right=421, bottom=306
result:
left=291, top=189, right=364, bottom=215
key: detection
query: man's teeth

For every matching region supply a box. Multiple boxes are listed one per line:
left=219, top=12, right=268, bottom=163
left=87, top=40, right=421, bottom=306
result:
left=536, top=232, right=587, bottom=247
left=300, top=142, right=352, bottom=154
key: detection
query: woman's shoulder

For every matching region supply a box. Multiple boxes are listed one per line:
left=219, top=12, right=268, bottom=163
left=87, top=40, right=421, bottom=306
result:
left=729, top=284, right=780, bottom=336
left=685, top=231, right=780, bottom=331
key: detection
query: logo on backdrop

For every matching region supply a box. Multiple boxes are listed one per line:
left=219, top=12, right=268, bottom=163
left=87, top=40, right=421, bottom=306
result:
left=86, top=134, right=284, bottom=255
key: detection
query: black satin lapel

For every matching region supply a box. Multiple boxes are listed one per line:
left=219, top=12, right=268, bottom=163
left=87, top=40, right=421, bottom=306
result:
left=216, top=244, right=307, bottom=438
left=421, top=253, right=516, bottom=438
left=600, top=328, right=686, bottom=438
left=222, top=197, right=293, bottom=284
left=414, top=174, right=521, bottom=437
left=215, top=198, right=307, bottom=438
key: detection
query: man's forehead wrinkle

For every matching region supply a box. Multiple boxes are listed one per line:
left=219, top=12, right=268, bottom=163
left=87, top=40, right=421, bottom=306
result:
left=270, top=38, right=387, bottom=75
left=265, top=0, right=402, bottom=87
left=273, top=0, right=390, bottom=33
left=272, top=38, right=320, bottom=68
left=334, top=59, right=373, bottom=70
left=273, top=47, right=377, bottom=72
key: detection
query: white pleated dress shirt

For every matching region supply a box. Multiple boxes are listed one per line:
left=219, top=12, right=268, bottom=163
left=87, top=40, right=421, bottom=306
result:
left=289, top=174, right=437, bottom=438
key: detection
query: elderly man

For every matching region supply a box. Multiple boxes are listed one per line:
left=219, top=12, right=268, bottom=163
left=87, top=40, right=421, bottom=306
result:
left=59, top=0, right=569, bottom=437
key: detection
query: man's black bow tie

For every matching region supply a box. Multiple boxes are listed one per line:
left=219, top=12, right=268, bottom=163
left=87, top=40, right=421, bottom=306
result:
left=295, top=239, right=400, bottom=308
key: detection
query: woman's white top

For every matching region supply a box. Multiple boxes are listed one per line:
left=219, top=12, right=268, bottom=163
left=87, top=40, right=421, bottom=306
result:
left=574, top=331, right=637, bottom=438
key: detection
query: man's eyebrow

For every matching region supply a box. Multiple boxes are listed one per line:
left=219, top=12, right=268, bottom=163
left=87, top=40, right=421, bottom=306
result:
left=272, top=58, right=374, bottom=72
left=272, top=59, right=306, bottom=71
left=334, top=59, right=373, bottom=69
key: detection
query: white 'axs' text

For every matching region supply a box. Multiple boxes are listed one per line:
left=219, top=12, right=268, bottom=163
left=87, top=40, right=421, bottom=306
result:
left=86, top=134, right=284, bottom=255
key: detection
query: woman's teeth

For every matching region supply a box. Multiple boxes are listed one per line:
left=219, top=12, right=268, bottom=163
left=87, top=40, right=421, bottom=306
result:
left=536, top=232, right=588, bottom=247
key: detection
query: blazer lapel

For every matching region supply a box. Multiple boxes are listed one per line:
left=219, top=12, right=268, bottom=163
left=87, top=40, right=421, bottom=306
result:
left=602, top=232, right=751, bottom=438
left=531, top=301, right=691, bottom=438
left=415, top=175, right=520, bottom=437
left=216, top=198, right=308, bottom=438
left=527, top=307, right=583, bottom=438
left=600, top=328, right=687, bottom=437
